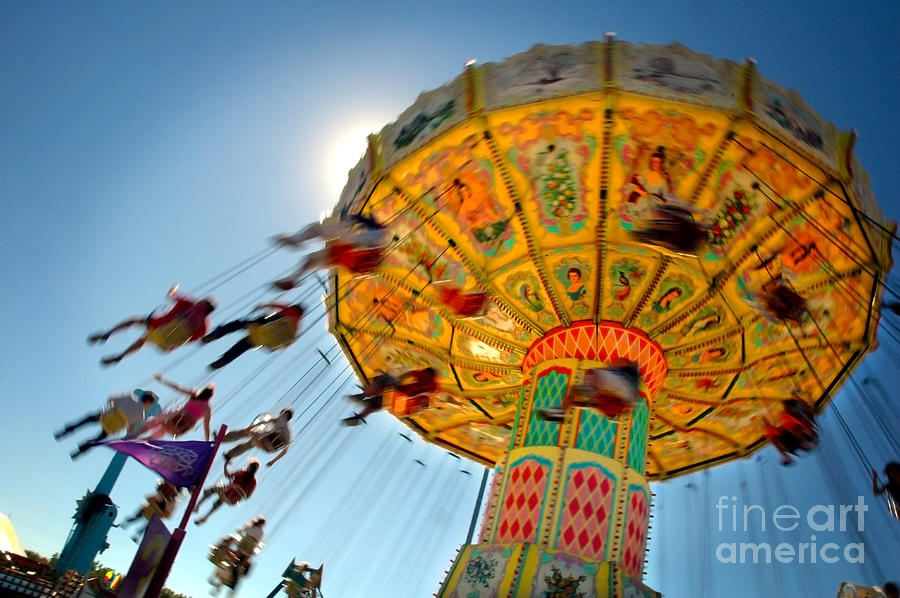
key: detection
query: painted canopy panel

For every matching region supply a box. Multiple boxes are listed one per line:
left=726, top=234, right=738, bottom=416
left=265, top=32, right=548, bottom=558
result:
left=480, top=43, right=603, bottom=110
left=328, top=40, right=890, bottom=478
left=615, top=41, right=742, bottom=110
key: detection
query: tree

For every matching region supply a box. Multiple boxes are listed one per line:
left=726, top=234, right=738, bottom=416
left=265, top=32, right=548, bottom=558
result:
left=25, top=550, right=57, bottom=567
left=19, top=549, right=192, bottom=597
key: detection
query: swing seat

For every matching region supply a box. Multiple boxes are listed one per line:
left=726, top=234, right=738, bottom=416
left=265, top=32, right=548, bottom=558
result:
left=259, top=431, right=288, bottom=451
left=450, top=292, right=489, bottom=318
left=146, top=320, right=194, bottom=351
left=247, top=319, right=298, bottom=350
left=236, top=535, right=263, bottom=556
left=221, top=569, right=239, bottom=590
left=285, top=581, right=314, bottom=598
left=763, top=287, right=806, bottom=322
left=208, top=540, right=250, bottom=591
left=389, top=391, right=430, bottom=417
left=222, top=484, right=249, bottom=505
left=250, top=414, right=290, bottom=451
left=629, top=205, right=708, bottom=257
left=837, top=582, right=890, bottom=597
left=208, top=542, right=238, bottom=567
left=285, top=563, right=324, bottom=597
left=167, top=411, right=198, bottom=436
left=630, top=226, right=705, bottom=257
left=329, top=242, right=384, bottom=274
left=538, top=407, right=565, bottom=422
left=140, top=499, right=173, bottom=521
left=593, top=394, right=634, bottom=419
left=100, top=409, right=130, bottom=435
left=571, top=369, right=639, bottom=410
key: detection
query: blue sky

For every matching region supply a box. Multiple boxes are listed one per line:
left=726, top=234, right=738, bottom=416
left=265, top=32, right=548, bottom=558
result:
left=1, top=2, right=898, bottom=596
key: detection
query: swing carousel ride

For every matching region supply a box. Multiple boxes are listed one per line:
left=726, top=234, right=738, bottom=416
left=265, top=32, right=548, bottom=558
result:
left=35, top=37, right=896, bottom=598
left=321, top=38, right=892, bottom=597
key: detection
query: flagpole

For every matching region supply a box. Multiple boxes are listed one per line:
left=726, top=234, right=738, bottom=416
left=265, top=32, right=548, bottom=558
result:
left=144, top=424, right=227, bottom=598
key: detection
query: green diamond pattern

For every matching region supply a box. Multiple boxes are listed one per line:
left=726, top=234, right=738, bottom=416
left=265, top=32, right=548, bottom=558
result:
left=509, top=386, right=528, bottom=451
left=525, top=369, right=569, bottom=447
left=575, top=411, right=618, bottom=457
left=626, top=399, right=650, bottom=473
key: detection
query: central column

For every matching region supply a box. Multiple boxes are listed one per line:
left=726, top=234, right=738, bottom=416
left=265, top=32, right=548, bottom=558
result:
left=438, top=321, right=666, bottom=598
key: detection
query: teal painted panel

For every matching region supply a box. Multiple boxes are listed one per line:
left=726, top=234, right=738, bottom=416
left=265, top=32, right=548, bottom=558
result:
left=575, top=410, right=618, bottom=457
left=626, top=398, right=650, bottom=473
left=524, top=368, right=569, bottom=447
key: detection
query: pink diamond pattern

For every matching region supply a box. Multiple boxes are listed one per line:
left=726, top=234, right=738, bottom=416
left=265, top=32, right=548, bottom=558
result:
left=478, top=471, right=504, bottom=542
left=621, top=487, right=650, bottom=578
left=556, top=465, right=616, bottom=560
left=496, top=458, right=549, bottom=543
left=523, top=322, right=667, bottom=397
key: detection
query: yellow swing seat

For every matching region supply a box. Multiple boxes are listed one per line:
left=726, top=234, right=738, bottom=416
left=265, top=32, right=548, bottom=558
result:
left=100, top=409, right=129, bottom=435
left=247, top=318, right=298, bottom=351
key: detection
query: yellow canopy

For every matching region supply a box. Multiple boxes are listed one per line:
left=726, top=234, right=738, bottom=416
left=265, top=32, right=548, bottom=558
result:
left=327, top=39, right=891, bottom=479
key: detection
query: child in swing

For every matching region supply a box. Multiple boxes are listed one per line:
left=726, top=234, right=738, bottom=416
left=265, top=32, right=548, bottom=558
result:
left=195, top=458, right=260, bottom=525
left=762, top=398, right=817, bottom=465
left=540, top=360, right=641, bottom=422
left=222, top=408, right=294, bottom=467
left=435, top=285, right=489, bottom=317
left=342, top=367, right=439, bottom=426
left=56, top=389, right=160, bottom=459
left=119, top=481, right=180, bottom=539
left=273, top=241, right=385, bottom=290
left=271, top=214, right=389, bottom=291
left=872, top=462, right=900, bottom=519
left=139, top=374, right=214, bottom=441
left=88, top=286, right=216, bottom=366
left=273, top=213, right=387, bottom=250
left=202, top=303, right=305, bottom=369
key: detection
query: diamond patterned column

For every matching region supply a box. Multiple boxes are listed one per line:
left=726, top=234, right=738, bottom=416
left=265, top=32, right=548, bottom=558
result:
left=439, top=322, right=665, bottom=598
left=494, top=456, right=551, bottom=543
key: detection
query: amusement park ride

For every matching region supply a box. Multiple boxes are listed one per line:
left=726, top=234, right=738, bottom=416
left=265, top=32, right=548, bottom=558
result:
left=323, top=36, right=893, bottom=596
left=44, top=36, right=894, bottom=597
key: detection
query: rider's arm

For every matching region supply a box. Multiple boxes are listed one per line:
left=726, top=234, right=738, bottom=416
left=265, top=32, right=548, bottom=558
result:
left=153, top=374, right=194, bottom=398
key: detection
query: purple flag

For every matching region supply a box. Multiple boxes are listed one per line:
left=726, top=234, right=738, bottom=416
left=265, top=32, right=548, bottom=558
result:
left=100, top=438, right=215, bottom=489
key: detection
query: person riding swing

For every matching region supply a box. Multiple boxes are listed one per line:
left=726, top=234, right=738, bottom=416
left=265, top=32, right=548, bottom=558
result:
left=202, top=303, right=305, bottom=369
left=342, top=367, right=439, bottom=426
left=139, top=374, right=214, bottom=440
left=195, top=458, right=260, bottom=525
left=222, top=408, right=294, bottom=467
left=540, top=360, right=642, bottom=422
left=88, top=286, right=216, bottom=366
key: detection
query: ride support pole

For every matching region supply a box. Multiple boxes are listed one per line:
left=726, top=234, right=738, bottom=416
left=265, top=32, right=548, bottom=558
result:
left=143, top=425, right=227, bottom=598
left=465, top=467, right=490, bottom=544
left=265, top=579, right=285, bottom=598
left=54, top=452, right=129, bottom=575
